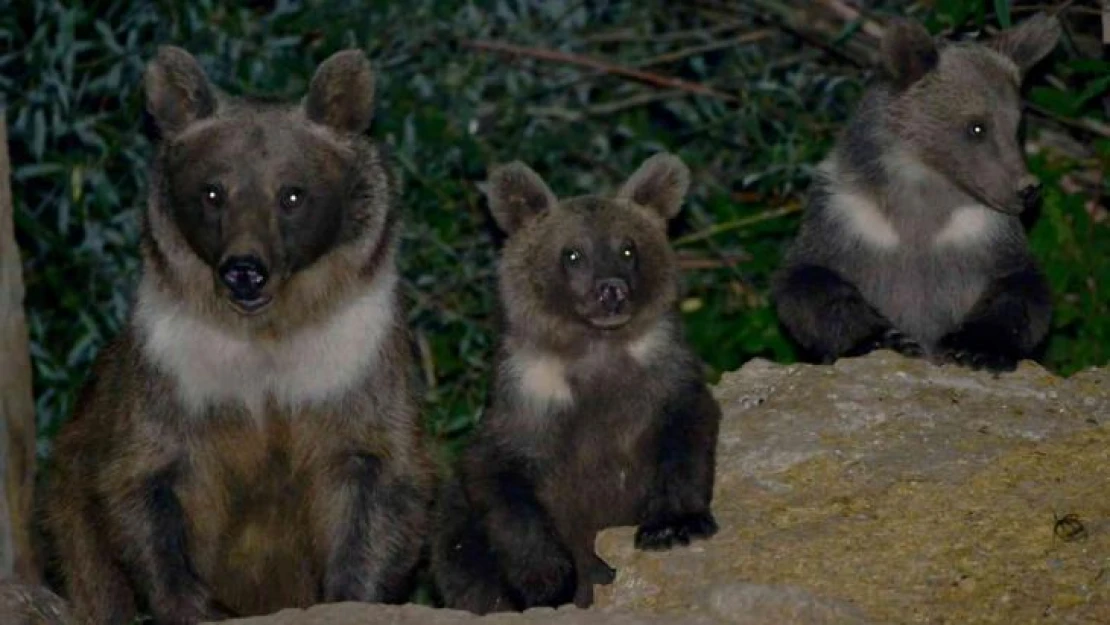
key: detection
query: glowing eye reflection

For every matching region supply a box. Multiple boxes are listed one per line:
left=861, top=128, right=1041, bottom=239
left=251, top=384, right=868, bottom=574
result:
left=281, top=187, right=306, bottom=210
left=202, top=184, right=224, bottom=208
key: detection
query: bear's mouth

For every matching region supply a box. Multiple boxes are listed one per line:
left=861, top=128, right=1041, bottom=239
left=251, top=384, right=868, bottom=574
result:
left=996, top=204, right=1024, bottom=216
left=227, top=294, right=273, bottom=316
left=981, top=197, right=1024, bottom=216
left=587, top=312, right=632, bottom=329
left=956, top=179, right=1025, bottom=216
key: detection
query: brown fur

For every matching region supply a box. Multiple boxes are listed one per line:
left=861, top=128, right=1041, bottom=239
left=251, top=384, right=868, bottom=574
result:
left=773, top=14, right=1060, bottom=370
left=432, top=154, right=720, bottom=613
left=43, top=47, right=432, bottom=624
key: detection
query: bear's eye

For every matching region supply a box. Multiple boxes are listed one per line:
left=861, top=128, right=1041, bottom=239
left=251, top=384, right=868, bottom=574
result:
left=620, top=241, right=636, bottom=261
left=563, top=248, right=583, bottom=267
left=280, top=187, right=306, bottom=211
left=966, top=121, right=988, bottom=141
left=201, top=184, right=225, bottom=209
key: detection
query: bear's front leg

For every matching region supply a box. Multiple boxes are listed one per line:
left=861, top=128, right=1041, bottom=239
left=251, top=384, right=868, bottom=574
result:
left=772, top=263, right=897, bottom=363
left=104, top=461, right=231, bottom=625
left=636, top=380, right=721, bottom=551
left=937, top=265, right=1051, bottom=372
left=318, top=451, right=430, bottom=603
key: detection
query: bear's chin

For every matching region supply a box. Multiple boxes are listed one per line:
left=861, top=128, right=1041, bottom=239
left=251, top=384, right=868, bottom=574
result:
left=226, top=294, right=274, bottom=316
left=586, top=313, right=632, bottom=330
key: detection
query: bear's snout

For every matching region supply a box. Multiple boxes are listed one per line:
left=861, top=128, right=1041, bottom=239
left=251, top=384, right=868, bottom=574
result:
left=218, top=255, right=272, bottom=313
left=595, top=278, right=629, bottom=315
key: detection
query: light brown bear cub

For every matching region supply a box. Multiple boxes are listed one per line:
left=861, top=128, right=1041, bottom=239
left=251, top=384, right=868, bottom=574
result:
left=43, top=47, right=432, bottom=624
left=432, top=154, right=721, bottom=613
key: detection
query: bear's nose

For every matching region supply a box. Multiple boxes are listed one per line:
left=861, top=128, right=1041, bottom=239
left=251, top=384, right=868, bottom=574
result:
left=1018, top=183, right=1041, bottom=210
left=219, top=255, right=269, bottom=298
left=595, top=278, right=629, bottom=314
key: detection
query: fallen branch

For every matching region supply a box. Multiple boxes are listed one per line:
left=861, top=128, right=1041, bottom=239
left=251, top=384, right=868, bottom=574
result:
left=677, top=250, right=751, bottom=270
left=526, top=91, right=687, bottom=122
left=694, top=0, right=880, bottom=66
left=674, top=203, right=801, bottom=247
left=813, top=0, right=885, bottom=39
left=1026, top=102, right=1110, bottom=140
left=462, top=39, right=738, bottom=102
left=583, top=19, right=747, bottom=44
left=588, top=90, right=687, bottom=116
left=634, top=29, right=775, bottom=68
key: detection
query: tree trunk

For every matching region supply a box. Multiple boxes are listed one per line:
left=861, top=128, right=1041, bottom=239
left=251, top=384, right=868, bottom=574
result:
left=0, top=114, right=39, bottom=583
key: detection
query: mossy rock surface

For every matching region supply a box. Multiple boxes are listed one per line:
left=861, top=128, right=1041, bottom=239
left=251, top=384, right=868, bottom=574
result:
left=595, top=352, right=1110, bottom=625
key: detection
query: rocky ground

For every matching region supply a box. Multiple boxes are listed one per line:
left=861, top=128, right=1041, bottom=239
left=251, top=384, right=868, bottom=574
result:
left=4, top=351, right=1107, bottom=625
left=595, top=351, right=1109, bottom=624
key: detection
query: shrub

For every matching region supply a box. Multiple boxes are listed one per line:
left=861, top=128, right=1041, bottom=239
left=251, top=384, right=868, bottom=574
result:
left=2, top=0, right=1106, bottom=464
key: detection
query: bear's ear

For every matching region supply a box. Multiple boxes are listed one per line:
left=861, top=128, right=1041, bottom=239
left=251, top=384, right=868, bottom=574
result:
left=144, top=46, right=217, bottom=137
left=880, top=19, right=938, bottom=89
left=305, top=49, right=376, bottom=135
left=617, top=152, right=689, bottom=221
left=988, top=13, right=1060, bottom=76
left=485, top=161, right=557, bottom=234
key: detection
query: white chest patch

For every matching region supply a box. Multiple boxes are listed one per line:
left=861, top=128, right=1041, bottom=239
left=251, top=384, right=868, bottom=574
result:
left=829, top=189, right=901, bottom=250
left=506, top=350, right=574, bottom=412
left=933, top=205, right=997, bottom=247
left=506, top=321, right=671, bottom=416
left=137, top=271, right=398, bottom=416
left=627, top=319, right=670, bottom=367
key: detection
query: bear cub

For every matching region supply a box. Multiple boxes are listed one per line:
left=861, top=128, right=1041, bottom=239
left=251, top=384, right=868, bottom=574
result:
left=43, top=47, right=432, bottom=625
left=432, top=153, right=721, bottom=613
left=773, top=14, right=1061, bottom=371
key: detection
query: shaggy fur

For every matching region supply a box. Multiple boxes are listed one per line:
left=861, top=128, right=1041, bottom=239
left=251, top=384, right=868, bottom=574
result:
left=773, top=14, right=1060, bottom=371
left=43, top=47, right=432, bottom=624
left=432, top=154, right=721, bottom=613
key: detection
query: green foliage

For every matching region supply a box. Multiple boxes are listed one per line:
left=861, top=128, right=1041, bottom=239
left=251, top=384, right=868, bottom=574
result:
left=2, top=0, right=1106, bottom=466
left=1029, top=150, right=1110, bottom=374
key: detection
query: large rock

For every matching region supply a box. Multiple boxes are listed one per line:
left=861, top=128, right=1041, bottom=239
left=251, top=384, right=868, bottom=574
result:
left=29, top=352, right=1110, bottom=624
left=220, top=603, right=722, bottom=625
left=596, top=351, right=1110, bottom=624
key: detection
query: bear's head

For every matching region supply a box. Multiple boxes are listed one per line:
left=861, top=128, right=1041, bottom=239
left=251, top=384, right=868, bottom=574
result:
left=878, top=13, right=1060, bottom=215
left=144, top=46, right=393, bottom=318
left=487, top=153, right=689, bottom=345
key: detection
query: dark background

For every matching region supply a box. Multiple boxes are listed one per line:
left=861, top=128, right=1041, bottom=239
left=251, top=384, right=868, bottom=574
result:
left=2, top=0, right=1107, bottom=465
